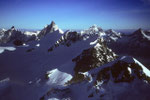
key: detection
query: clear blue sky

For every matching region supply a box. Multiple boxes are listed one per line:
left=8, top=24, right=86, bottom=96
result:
left=0, top=0, right=150, bottom=29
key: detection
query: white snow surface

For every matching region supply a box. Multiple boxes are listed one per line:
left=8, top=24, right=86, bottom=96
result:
left=53, top=24, right=64, bottom=34
left=90, top=39, right=98, bottom=45
left=141, top=30, right=150, bottom=40
left=46, top=68, right=72, bottom=86
left=119, top=56, right=150, bottom=77
left=0, top=46, right=16, bottom=54
left=133, top=58, right=150, bottom=77
left=24, top=31, right=39, bottom=36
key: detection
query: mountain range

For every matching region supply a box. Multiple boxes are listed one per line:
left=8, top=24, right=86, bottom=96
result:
left=0, top=21, right=150, bottom=100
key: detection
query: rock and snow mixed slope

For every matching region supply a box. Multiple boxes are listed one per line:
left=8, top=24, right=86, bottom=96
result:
left=38, top=21, right=64, bottom=39
left=104, top=29, right=122, bottom=42
left=127, top=28, right=150, bottom=48
left=0, top=22, right=150, bottom=100
left=41, top=56, right=150, bottom=100
left=108, top=28, right=150, bottom=58
left=81, top=25, right=105, bottom=36
left=0, top=26, right=38, bottom=45
left=0, top=21, right=64, bottom=46
left=81, top=25, right=122, bottom=43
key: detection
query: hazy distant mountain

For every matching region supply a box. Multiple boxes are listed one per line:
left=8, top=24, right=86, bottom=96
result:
left=108, top=28, right=150, bottom=57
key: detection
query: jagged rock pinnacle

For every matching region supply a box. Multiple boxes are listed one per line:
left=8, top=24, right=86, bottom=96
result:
left=51, top=21, right=56, bottom=26
left=11, top=26, right=15, bottom=30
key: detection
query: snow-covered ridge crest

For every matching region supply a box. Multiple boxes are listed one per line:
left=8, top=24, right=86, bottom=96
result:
left=129, top=28, right=150, bottom=41
left=80, top=25, right=122, bottom=43
left=93, top=56, right=150, bottom=84
left=81, top=24, right=105, bottom=37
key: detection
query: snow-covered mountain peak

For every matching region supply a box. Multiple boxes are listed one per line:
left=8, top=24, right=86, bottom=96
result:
left=106, top=29, right=116, bottom=33
left=38, top=21, right=64, bottom=38
left=103, top=29, right=122, bottom=42
left=90, top=24, right=99, bottom=29
left=129, top=28, right=150, bottom=41
left=10, top=26, right=15, bottom=30
left=81, top=25, right=105, bottom=37
left=132, top=28, right=143, bottom=36
left=88, top=25, right=103, bottom=32
left=136, top=28, right=142, bottom=32
left=51, top=21, right=56, bottom=26
left=47, top=21, right=63, bottom=34
left=105, top=29, right=122, bottom=36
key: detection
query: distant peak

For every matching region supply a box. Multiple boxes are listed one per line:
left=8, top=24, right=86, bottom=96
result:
left=106, top=29, right=113, bottom=32
left=88, top=24, right=103, bottom=32
left=43, top=21, right=57, bottom=30
left=38, top=20, right=63, bottom=38
left=10, top=26, right=16, bottom=31
left=11, top=26, right=15, bottom=29
left=133, top=28, right=143, bottom=35
left=137, top=28, right=142, bottom=32
left=44, top=21, right=56, bottom=29
left=50, top=21, right=56, bottom=26
left=107, top=29, right=113, bottom=31
left=91, top=24, right=97, bottom=28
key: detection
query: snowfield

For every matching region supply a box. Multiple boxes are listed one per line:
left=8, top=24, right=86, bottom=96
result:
left=0, top=46, right=16, bottom=54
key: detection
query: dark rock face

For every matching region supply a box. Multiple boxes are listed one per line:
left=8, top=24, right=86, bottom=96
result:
left=40, top=88, right=71, bottom=100
left=13, top=39, right=23, bottom=46
left=72, top=48, right=101, bottom=73
left=11, top=26, right=15, bottom=29
left=128, top=28, right=150, bottom=44
left=72, top=39, right=117, bottom=74
left=38, top=21, right=56, bottom=38
left=63, top=31, right=81, bottom=45
left=96, top=58, right=150, bottom=84
left=26, top=48, right=35, bottom=52
left=0, top=26, right=29, bottom=44
left=107, top=28, right=150, bottom=59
